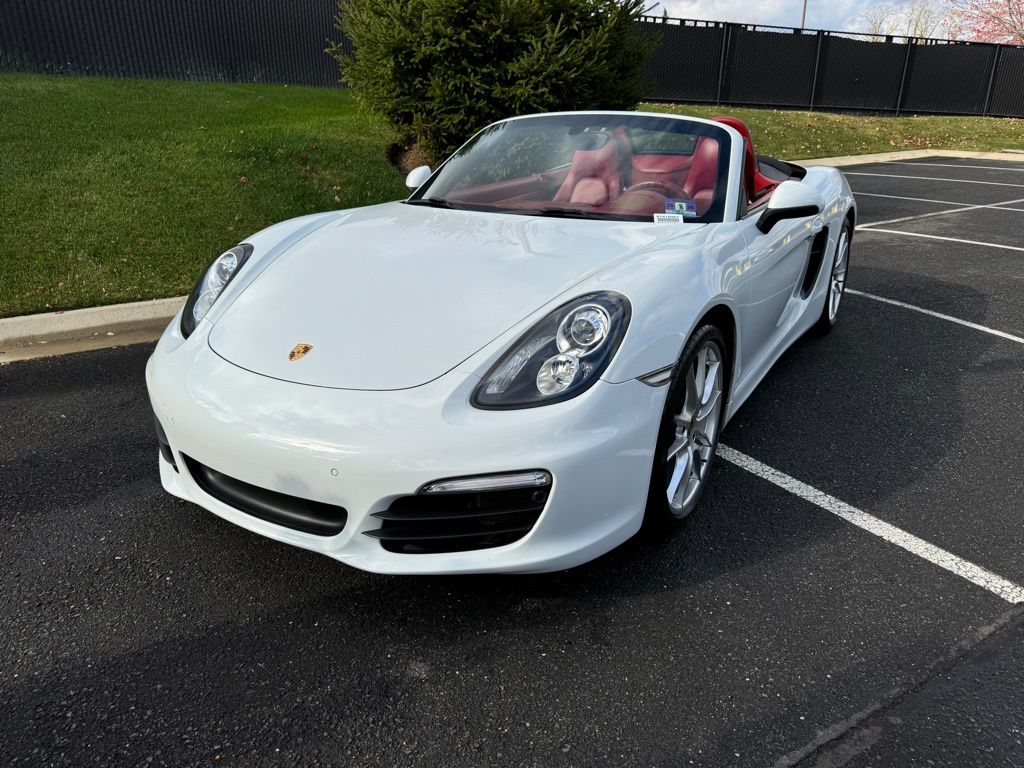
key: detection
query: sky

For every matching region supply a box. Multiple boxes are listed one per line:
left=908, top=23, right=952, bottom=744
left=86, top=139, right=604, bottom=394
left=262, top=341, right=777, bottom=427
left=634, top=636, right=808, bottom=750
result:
left=645, top=0, right=880, bottom=34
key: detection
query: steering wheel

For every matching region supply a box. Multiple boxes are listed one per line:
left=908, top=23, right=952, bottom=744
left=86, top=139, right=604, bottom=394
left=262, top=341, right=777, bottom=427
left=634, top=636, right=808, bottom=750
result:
left=625, top=180, right=689, bottom=198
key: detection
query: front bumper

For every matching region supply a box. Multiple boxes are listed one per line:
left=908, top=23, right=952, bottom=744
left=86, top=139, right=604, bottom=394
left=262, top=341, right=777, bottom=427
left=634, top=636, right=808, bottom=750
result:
left=146, top=332, right=666, bottom=574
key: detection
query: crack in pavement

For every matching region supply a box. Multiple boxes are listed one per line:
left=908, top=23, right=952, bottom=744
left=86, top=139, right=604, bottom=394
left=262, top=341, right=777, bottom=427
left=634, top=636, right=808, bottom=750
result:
left=772, top=604, right=1024, bottom=768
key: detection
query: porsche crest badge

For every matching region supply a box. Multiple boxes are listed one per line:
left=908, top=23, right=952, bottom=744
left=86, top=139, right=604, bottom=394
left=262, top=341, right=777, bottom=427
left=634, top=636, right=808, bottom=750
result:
left=289, top=343, right=313, bottom=362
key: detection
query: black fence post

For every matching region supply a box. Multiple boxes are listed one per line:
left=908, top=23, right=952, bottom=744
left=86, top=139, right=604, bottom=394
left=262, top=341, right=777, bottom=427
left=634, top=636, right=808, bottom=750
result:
left=809, top=30, right=824, bottom=109
left=983, top=43, right=1003, bottom=115
left=895, top=37, right=914, bottom=115
left=716, top=22, right=733, bottom=105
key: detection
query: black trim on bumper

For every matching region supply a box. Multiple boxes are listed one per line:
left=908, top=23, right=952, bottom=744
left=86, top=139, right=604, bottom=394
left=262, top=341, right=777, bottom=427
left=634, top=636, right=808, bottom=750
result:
left=181, top=454, right=347, bottom=536
left=154, top=416, right=178, bottom=472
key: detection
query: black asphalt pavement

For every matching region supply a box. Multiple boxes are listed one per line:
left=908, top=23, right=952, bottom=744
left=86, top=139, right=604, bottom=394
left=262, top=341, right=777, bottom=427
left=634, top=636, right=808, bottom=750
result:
left=2, top=156, right=1023, bottom=767
left=817, top=608, right=1024, bottom=768
left=853, top=232, right=1024, bottom=336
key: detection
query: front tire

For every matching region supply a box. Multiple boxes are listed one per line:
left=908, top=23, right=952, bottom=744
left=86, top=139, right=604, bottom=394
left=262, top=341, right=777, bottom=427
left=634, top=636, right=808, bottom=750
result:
left=643, top=324, right=728, bottom=531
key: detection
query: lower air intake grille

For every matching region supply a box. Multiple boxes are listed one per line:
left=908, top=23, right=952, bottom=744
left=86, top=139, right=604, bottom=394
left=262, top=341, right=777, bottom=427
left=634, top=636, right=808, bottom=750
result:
left=181, top=454, right=347, bottom=536
left=365, top=482, right=550, bottom=554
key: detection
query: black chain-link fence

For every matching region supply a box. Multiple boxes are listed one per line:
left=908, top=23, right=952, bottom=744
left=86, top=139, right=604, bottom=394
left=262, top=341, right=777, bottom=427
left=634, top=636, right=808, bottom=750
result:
left=0, top=0, right=340, bottom=86
left=640, top=16, right=1024, bottom=117
left=1, top=3, right=1022, bottom=117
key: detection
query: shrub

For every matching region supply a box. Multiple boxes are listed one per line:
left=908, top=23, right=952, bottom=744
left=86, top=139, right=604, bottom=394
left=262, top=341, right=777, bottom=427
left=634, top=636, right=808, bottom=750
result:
left=329, top=0, right=652, bottom=162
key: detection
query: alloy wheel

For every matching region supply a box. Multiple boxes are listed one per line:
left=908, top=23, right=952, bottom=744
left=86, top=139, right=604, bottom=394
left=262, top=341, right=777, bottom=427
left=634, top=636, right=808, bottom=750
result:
left=828, top=229, right=849, bottom=321
left=665, top=340, right=724, bottom=515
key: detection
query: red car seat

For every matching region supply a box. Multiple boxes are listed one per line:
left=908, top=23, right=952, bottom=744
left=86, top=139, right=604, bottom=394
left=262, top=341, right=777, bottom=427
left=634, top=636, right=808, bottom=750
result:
left=713, top=116, right=778, bottom=202
left=682, top=136, right=720, bottom=215
left=553, top=133, right=624, bottom=207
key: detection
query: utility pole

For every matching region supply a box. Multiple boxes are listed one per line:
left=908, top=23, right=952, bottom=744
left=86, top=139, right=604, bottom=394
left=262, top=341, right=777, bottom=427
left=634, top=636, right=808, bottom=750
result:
left=800, top=0, right=808, bottom=28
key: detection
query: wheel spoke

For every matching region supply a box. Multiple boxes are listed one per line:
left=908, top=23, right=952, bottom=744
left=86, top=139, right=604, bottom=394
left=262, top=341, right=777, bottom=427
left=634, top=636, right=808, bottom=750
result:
left=667, top=429, right=688, bottom=460
left=683, top=445, right=702, bottom=501
left=694, top=346, right=707, bottom=400
left=692, top=447, right=706, bottom=482
left=696, top=361, right=720, bottom=420
left=684, top=444, right=698, bottom=489
left=666, top=448, right=692, bottom=509
left=696, top=390, right=719, bottom=425
left=682, top=368, right=698, bottom=421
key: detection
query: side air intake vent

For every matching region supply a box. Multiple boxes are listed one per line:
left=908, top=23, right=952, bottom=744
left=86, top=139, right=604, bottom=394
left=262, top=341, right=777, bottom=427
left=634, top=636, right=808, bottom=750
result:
left=801, top=229, right=831, bottom=298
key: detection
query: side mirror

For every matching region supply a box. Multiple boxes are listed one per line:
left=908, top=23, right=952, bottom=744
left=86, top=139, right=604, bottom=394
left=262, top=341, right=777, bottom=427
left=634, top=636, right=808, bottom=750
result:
left=756, top=180, right=823, bottom=234
left=405, top=165, right=432, bottom=191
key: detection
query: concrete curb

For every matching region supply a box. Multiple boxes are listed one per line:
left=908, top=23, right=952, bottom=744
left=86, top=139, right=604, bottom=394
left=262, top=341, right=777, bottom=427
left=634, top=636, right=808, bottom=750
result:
left=0, top=296, right=185, bottom=361
left=800, top=148, right=1024, bottom=167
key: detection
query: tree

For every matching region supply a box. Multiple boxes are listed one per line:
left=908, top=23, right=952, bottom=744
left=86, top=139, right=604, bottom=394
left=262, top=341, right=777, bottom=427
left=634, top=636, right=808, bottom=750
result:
left=946, top=0, right=1024, bottom=42
left=861, top=3, right=903, bottom=37
left=860, top=0, right=949, bottom=38
left=904, top=0, right=948, bottom=36
left=329, top=0, right=652, bottom=162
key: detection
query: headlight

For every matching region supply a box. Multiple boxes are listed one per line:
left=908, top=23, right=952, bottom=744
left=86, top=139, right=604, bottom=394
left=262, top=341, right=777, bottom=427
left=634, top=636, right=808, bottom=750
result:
left=473, top=292, right=630, bottom=409
left=180, top=244, right=252, bottom=337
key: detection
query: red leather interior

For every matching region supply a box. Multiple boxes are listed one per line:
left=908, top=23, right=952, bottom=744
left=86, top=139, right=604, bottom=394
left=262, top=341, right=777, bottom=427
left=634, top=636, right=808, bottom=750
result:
left=690, top=189, right=714, bottom=216
left=459, top=117, right=777, bottom=218
left=602, top=188, right=669, bottom=215
left=569, top=178, right=610, bottom=206
left=712, top=116, right=777, bottom=202
left=682, top=137, right=719, bottom=200
left=554, top=134, right=623, bottom=206
left=451, top=167, right=569, bottom=204
left=630, top=153, right=692, bottom=188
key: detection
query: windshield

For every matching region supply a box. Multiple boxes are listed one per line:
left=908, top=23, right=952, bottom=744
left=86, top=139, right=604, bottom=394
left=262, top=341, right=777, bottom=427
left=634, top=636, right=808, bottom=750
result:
left=410, top=114, right=731, bottom=223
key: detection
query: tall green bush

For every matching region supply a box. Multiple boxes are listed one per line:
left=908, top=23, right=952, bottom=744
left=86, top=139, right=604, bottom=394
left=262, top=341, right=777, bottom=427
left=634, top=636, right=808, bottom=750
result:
left=329, top=0, right=652, bottom=161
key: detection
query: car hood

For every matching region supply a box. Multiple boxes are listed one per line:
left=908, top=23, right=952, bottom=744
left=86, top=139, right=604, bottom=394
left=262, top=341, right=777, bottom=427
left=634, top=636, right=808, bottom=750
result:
left=209, top=202, right=707, bottom=390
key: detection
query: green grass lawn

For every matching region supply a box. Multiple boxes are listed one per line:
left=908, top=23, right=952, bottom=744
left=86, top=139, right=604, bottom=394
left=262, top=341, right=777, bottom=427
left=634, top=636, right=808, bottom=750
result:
left=2, top=72, right=1023, bottom=317
left=643, top=103, right=1024, bottom=159
left=0, top=74, right=406, bottom=318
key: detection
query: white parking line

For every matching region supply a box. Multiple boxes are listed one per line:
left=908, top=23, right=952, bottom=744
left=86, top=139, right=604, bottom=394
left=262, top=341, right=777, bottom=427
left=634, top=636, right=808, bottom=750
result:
left=846, top=172, right=1024, bottom=189
left=853, top=191, right=1024, bottom=213
left=846, top=290, right=1024, bottom=344
left=717, top=445, right=1024, bottom=604
left=859, top=228, right=1024, bottom=252
left=853, top=191, right=977, bottom=206
left=885, top=161, right=1024, bottom=173
left=858, top=196, right=1024, bottom=228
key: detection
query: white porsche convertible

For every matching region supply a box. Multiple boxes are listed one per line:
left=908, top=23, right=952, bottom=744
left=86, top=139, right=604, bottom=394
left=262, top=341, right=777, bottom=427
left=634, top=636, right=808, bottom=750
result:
left=147, top=111, right=854, bottom=574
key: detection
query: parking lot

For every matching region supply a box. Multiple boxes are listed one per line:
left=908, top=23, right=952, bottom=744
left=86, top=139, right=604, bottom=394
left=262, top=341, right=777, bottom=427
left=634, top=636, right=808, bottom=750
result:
left=2, top=154, right=1023, bottom=767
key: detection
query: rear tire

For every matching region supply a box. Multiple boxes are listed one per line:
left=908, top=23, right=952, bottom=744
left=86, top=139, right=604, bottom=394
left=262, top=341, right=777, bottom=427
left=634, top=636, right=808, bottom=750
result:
left=812, top=218, right=852, bottom=335
left=643, top=324, right=729, bottom=532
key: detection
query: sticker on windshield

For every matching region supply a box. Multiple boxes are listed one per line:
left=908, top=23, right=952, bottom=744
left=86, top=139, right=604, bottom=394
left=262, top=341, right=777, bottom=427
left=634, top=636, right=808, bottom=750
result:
left=665, top=199, right=697, bottom=217
left=653, top=213, right=683, bottom=224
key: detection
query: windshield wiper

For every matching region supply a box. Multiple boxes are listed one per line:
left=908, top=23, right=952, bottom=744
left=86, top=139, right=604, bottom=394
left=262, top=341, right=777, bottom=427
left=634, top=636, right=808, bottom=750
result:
left=405, top=196, right=457, bottom=209
left=531, top=206, right=605, bottom=220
